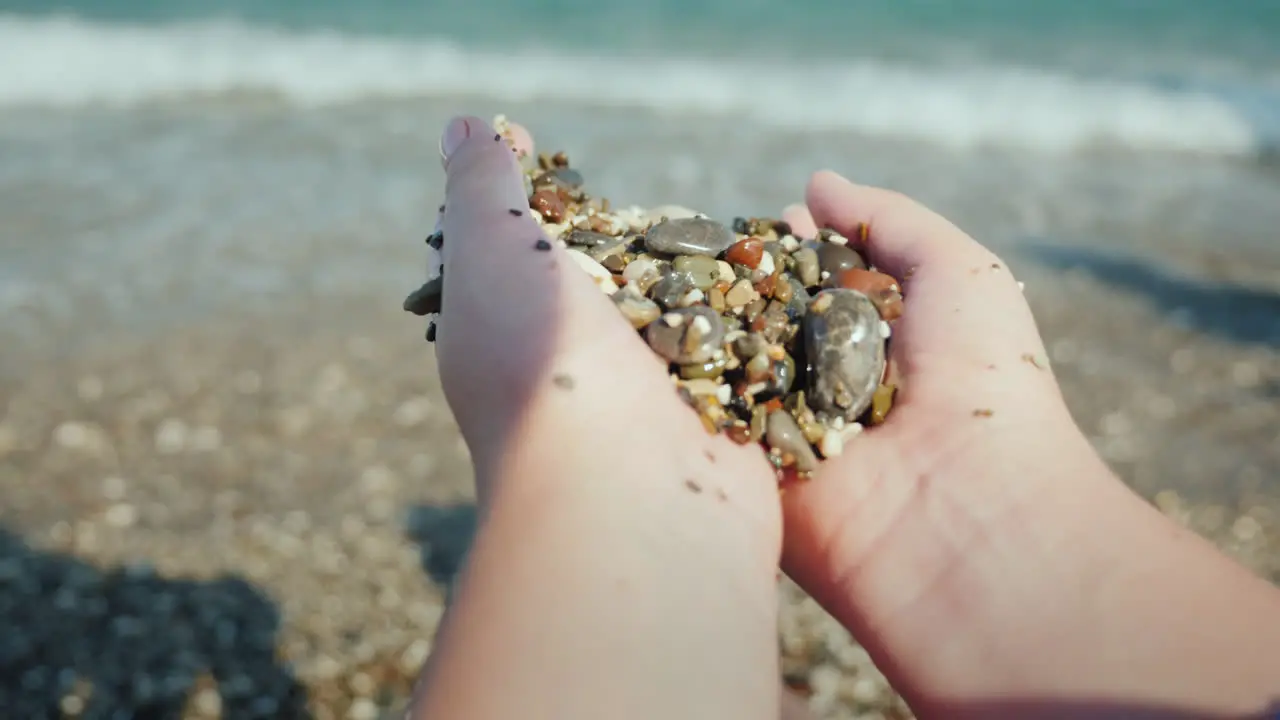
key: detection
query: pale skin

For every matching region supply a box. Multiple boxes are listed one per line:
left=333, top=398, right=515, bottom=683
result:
left=409, top=116, right=1280, bottom=720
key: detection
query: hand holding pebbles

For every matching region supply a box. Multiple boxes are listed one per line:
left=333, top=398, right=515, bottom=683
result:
left=406, top=115, right=905, bottom=482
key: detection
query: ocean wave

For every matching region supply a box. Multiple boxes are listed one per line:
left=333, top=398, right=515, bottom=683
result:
left=1, top=14, right=1273, bottom=156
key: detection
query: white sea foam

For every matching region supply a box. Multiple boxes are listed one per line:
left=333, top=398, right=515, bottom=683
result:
left=0, top=14, right=1272, bottom=156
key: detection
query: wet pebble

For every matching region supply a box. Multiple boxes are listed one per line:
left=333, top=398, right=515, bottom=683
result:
left=645, top=306, right=726, bottom=364
left=835, top=268, right=904, bottom=321
left=649, top=270, right=694, bottom=310
left=613, top=288, right=662, bottom=329
left=644, top=218, right=737, bottom=257
left=793, top=248, right=821, bottom=287
left=672, top=255, right=721, bottom=291
left=804, top=289, right=887, bottom=421
left=815, top=242, right=867, bottom=277
left=402, top=278, right=442, bottom=317
left=766, top=410, right=819, bottom=473
left=533, top=167, right=584, bottom=191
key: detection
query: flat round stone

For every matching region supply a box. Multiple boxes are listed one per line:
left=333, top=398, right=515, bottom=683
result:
left=644, top=217, right=737, bottom=257
left=804, top=289, right=887, bottom=421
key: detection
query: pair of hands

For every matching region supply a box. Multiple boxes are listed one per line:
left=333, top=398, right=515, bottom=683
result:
left=411, top=116, right=1280, bottom=720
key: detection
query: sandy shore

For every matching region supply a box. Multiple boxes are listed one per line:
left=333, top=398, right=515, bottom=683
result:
left=1, top=247, right=1278, bottom=718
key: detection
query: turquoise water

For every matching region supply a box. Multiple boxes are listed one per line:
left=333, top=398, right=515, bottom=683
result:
left=2, top=1, right=1280, bottom=154
left=2, top=0, right=1278, bottom=328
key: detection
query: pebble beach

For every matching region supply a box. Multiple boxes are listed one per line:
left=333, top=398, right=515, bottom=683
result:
left=4, top=2, right=1280, bottom=717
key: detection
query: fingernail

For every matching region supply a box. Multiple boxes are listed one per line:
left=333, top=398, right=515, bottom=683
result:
left=439, top=116, right=471, bottom=165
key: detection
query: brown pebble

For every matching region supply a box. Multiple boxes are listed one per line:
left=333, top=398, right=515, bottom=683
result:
left=552, top=374, right=575, bottom=390
left=869, top=384, right=896, bottom=425
left=530, top=189, right=565, bottom=223
left=684, top=478, right=703, bottom=494
left=725, top=238, right=764, bottom=269
left=587, top=214, right=613, bottom=233
left=835, top=268, right=904, bottom=321
left=534, top=239, right=552, bottom=251
left=973, top=408, right=994, bottom=417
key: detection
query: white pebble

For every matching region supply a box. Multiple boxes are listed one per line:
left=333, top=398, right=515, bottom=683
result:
left=400, top=639, right=432, bottom=674
left=683, top=379, right=720, bottom=396
left=850, top=676, right=883, bottom=703
left=347, top=698, right=379, bottom=720
left=757, top=250, right=776, bottom=276
left=715, top=260, right=735, bottom=283
left=1017, top=281, right=1026, bottom=291
left=715, top=384, right=732, bottom=405
left=54, top=421, right=107, bottom=452
left=662, top=312, right=685, bottom=328
left=1232, top=515, right=1262, bottom=542
left=193, top=688, right=222, bottom=716
left=104, top=503, right=137, bottom=528
left=59, top=695, right=85, bottom=716
left=690, top=314, right=713, bottom=335
left=780, top=234, right=800, bottom=251
left=878, top=320, right=892, bottom=339
left=565, top=249, right=619, bottom=294
left=393, top=396, right=433, bottom=427
left=819, top=429, right=844, bottom=458
left=154, top=418, right=187, bottom=454
left=678, top=288, right=705, bottom=307
left=348, top=671, right=376, bottom=697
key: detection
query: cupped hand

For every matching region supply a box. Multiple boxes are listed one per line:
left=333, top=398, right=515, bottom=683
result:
left=422, top=115, right=788, bottom=720
left=432, top=115, right=780, bottom=527
left=776, top=172, right=1115, bottom=705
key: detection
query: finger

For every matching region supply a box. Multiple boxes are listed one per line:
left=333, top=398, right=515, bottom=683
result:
left=781, top=203, right=818, bottom=240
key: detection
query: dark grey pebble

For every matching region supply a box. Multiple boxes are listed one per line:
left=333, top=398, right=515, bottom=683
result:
left=644, top=217, right=737, bottom=257
left=403, top=277, right=443, bottom=316
left=534, top=167, right=584, bottom=191
left=645, top=306, right=726, bottom=364
left=648, top=270, right=694, bottom=310
left=587, top=237, right=628, bottom=263
left=565, top=229, right=616, bottom=248
left=804, top=289, right=886, bottom=421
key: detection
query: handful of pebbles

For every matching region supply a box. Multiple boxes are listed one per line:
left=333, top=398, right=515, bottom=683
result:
left=405, top=115, right=903, bottom=480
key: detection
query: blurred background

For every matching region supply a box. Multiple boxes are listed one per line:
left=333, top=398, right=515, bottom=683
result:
left=1, top=1, right=1278, bottom=718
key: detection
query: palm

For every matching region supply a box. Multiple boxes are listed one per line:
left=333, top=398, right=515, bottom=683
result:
left=776, top=172, right=1078, bottom=649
